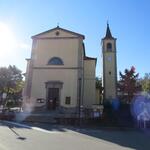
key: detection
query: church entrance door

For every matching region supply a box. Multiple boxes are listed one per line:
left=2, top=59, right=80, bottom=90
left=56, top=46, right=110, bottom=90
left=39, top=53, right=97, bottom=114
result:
left=47, top=88, right=59, bottom=110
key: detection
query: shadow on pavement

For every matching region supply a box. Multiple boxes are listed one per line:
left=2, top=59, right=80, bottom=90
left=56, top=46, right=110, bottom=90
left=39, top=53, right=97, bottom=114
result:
left=71, top=127, right=150, bottom=150
left=9, top=126, right=27, bottom=140
left=0, top=120, right=28, bottom=140
left=26, top=122, right=150, bottom=150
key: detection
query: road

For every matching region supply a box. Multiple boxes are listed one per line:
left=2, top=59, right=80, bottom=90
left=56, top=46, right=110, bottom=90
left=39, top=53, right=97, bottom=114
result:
left=0, top=121, right=150, bottom=150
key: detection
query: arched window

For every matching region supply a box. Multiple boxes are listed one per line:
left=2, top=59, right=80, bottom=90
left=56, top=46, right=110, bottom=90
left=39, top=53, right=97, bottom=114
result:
left=107, top=43, right=112, bottom=51
left=48, top=57, right=64, bottom=65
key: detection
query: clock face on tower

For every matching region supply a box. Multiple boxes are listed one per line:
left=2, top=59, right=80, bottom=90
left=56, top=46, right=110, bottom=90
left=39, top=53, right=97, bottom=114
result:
left=107, top=56, right=112, bottom=62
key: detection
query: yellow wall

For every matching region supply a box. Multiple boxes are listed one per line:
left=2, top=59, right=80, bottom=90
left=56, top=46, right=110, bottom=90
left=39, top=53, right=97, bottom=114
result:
left=24, top=27, right=96, bottom=110
left=83, top=60, right=96, bottom=108
left=103, top=53, right=116, bottom=98
left=32, top=39, right=79, bottom=67
left=28, top=29, right=84, bottom=108
left=31, top=69, right=78, bottom=107
left=102, top=39, right=117, bottom=100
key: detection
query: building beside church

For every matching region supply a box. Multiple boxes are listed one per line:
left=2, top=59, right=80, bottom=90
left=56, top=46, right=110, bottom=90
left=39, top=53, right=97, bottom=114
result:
left=23, top=26, right=97, bottom=113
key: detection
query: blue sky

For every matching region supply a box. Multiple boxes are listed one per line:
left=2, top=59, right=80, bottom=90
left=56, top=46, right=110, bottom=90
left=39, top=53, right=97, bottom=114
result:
left=0, top=0, right=149, bottom=78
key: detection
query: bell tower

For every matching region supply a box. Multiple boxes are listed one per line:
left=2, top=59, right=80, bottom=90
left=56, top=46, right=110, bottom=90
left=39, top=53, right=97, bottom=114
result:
left=102, top=23, right=117, bottom=101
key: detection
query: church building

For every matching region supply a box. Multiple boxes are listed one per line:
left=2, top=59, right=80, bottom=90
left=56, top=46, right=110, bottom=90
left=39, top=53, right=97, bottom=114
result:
left=23, top=26, right=97, bottom=113
left=23, top=24, right=117, bottom=114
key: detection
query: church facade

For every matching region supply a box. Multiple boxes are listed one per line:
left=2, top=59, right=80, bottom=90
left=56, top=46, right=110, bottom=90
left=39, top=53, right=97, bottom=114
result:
left=23, top=24, right=117, bottom=113
left=23, top=26, right=97, bottom=113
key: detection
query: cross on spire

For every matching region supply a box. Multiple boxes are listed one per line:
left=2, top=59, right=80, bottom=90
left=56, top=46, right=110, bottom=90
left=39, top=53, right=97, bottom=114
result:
left=57, top=22, right=59, bottom=28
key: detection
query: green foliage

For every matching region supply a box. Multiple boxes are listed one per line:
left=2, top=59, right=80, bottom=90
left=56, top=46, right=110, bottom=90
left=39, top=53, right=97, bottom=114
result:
left=6, top=100, right=14, bottom=108
left=0, top=65, right=24, bottom=102
left=96, top=77, right=104, bottom=104
left=118, top=66, right=141, bottom=103
left=140, top=73, right=150, bottom=92
left=96, top=77, right=102, bottom=89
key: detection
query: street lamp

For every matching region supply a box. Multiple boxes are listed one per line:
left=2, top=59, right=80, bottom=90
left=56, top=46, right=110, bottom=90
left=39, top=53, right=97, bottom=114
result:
left=78, top=78, right=82, bottom=125
left=2, top=93, right=7, bottom=99
left=2, top=93, right=7, bottom=112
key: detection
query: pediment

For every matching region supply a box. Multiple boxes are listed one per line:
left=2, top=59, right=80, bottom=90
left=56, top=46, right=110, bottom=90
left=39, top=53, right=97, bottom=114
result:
left=32, top=26, right=85, bottom=39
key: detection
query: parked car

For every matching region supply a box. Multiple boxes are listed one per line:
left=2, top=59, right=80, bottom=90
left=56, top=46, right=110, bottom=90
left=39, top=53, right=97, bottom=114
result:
left=0, top=108, right=15, bottom=121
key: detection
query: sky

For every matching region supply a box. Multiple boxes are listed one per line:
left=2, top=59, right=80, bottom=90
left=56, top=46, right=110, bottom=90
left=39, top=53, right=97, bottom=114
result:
left=0, top=0, right=150, bottom=78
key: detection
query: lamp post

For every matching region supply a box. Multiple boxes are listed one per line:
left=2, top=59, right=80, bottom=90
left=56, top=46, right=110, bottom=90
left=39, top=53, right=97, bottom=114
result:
left=2, top=93, right=7, bottom=111
left=2, top=93, right=7, bottom=99
left=78, top=78, right=82, bottom=126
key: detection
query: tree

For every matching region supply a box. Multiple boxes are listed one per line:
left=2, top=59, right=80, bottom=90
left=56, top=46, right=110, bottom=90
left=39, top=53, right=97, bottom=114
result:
left=118, top=66, right=141, bottom=103
left=0, top=65, right=23, bottom=106
left=96, top=77, right=103, bottom=104
left=140, top=73, right=150, bottom=93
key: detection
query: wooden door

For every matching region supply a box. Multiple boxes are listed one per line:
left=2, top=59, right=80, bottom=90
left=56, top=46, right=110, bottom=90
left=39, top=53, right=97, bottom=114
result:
left=47, top=88, right=59, bottom=110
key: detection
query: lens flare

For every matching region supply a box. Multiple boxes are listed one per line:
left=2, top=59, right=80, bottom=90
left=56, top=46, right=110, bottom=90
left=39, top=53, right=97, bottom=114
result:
left=131, top=92, right=150, bottom=128
left=15, top=98, right=36, bottom=122
left=112, top=98, right=120, bottom=111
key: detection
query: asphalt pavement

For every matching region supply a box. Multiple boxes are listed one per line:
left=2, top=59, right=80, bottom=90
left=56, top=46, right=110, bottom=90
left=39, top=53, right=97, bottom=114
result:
left=0, top=121, right=150, bottom=150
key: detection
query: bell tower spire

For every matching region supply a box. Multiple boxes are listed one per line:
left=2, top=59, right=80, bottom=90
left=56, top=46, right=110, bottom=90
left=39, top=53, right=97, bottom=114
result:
left=102, top=23, right=117, bottom=101
left=105, top=23, right=113, bottom=39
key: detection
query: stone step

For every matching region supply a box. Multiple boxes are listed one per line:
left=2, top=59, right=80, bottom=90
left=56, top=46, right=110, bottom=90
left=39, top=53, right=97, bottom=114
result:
left=25, top=115, right=57, bottom=123
left=14, top=113, right=57, bottom=123
left=14, top=112, right=78, bottom=123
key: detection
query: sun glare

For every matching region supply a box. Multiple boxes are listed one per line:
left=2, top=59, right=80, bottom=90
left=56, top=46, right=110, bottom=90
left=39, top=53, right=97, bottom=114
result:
left=0, top=22, right=16, bottom=53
